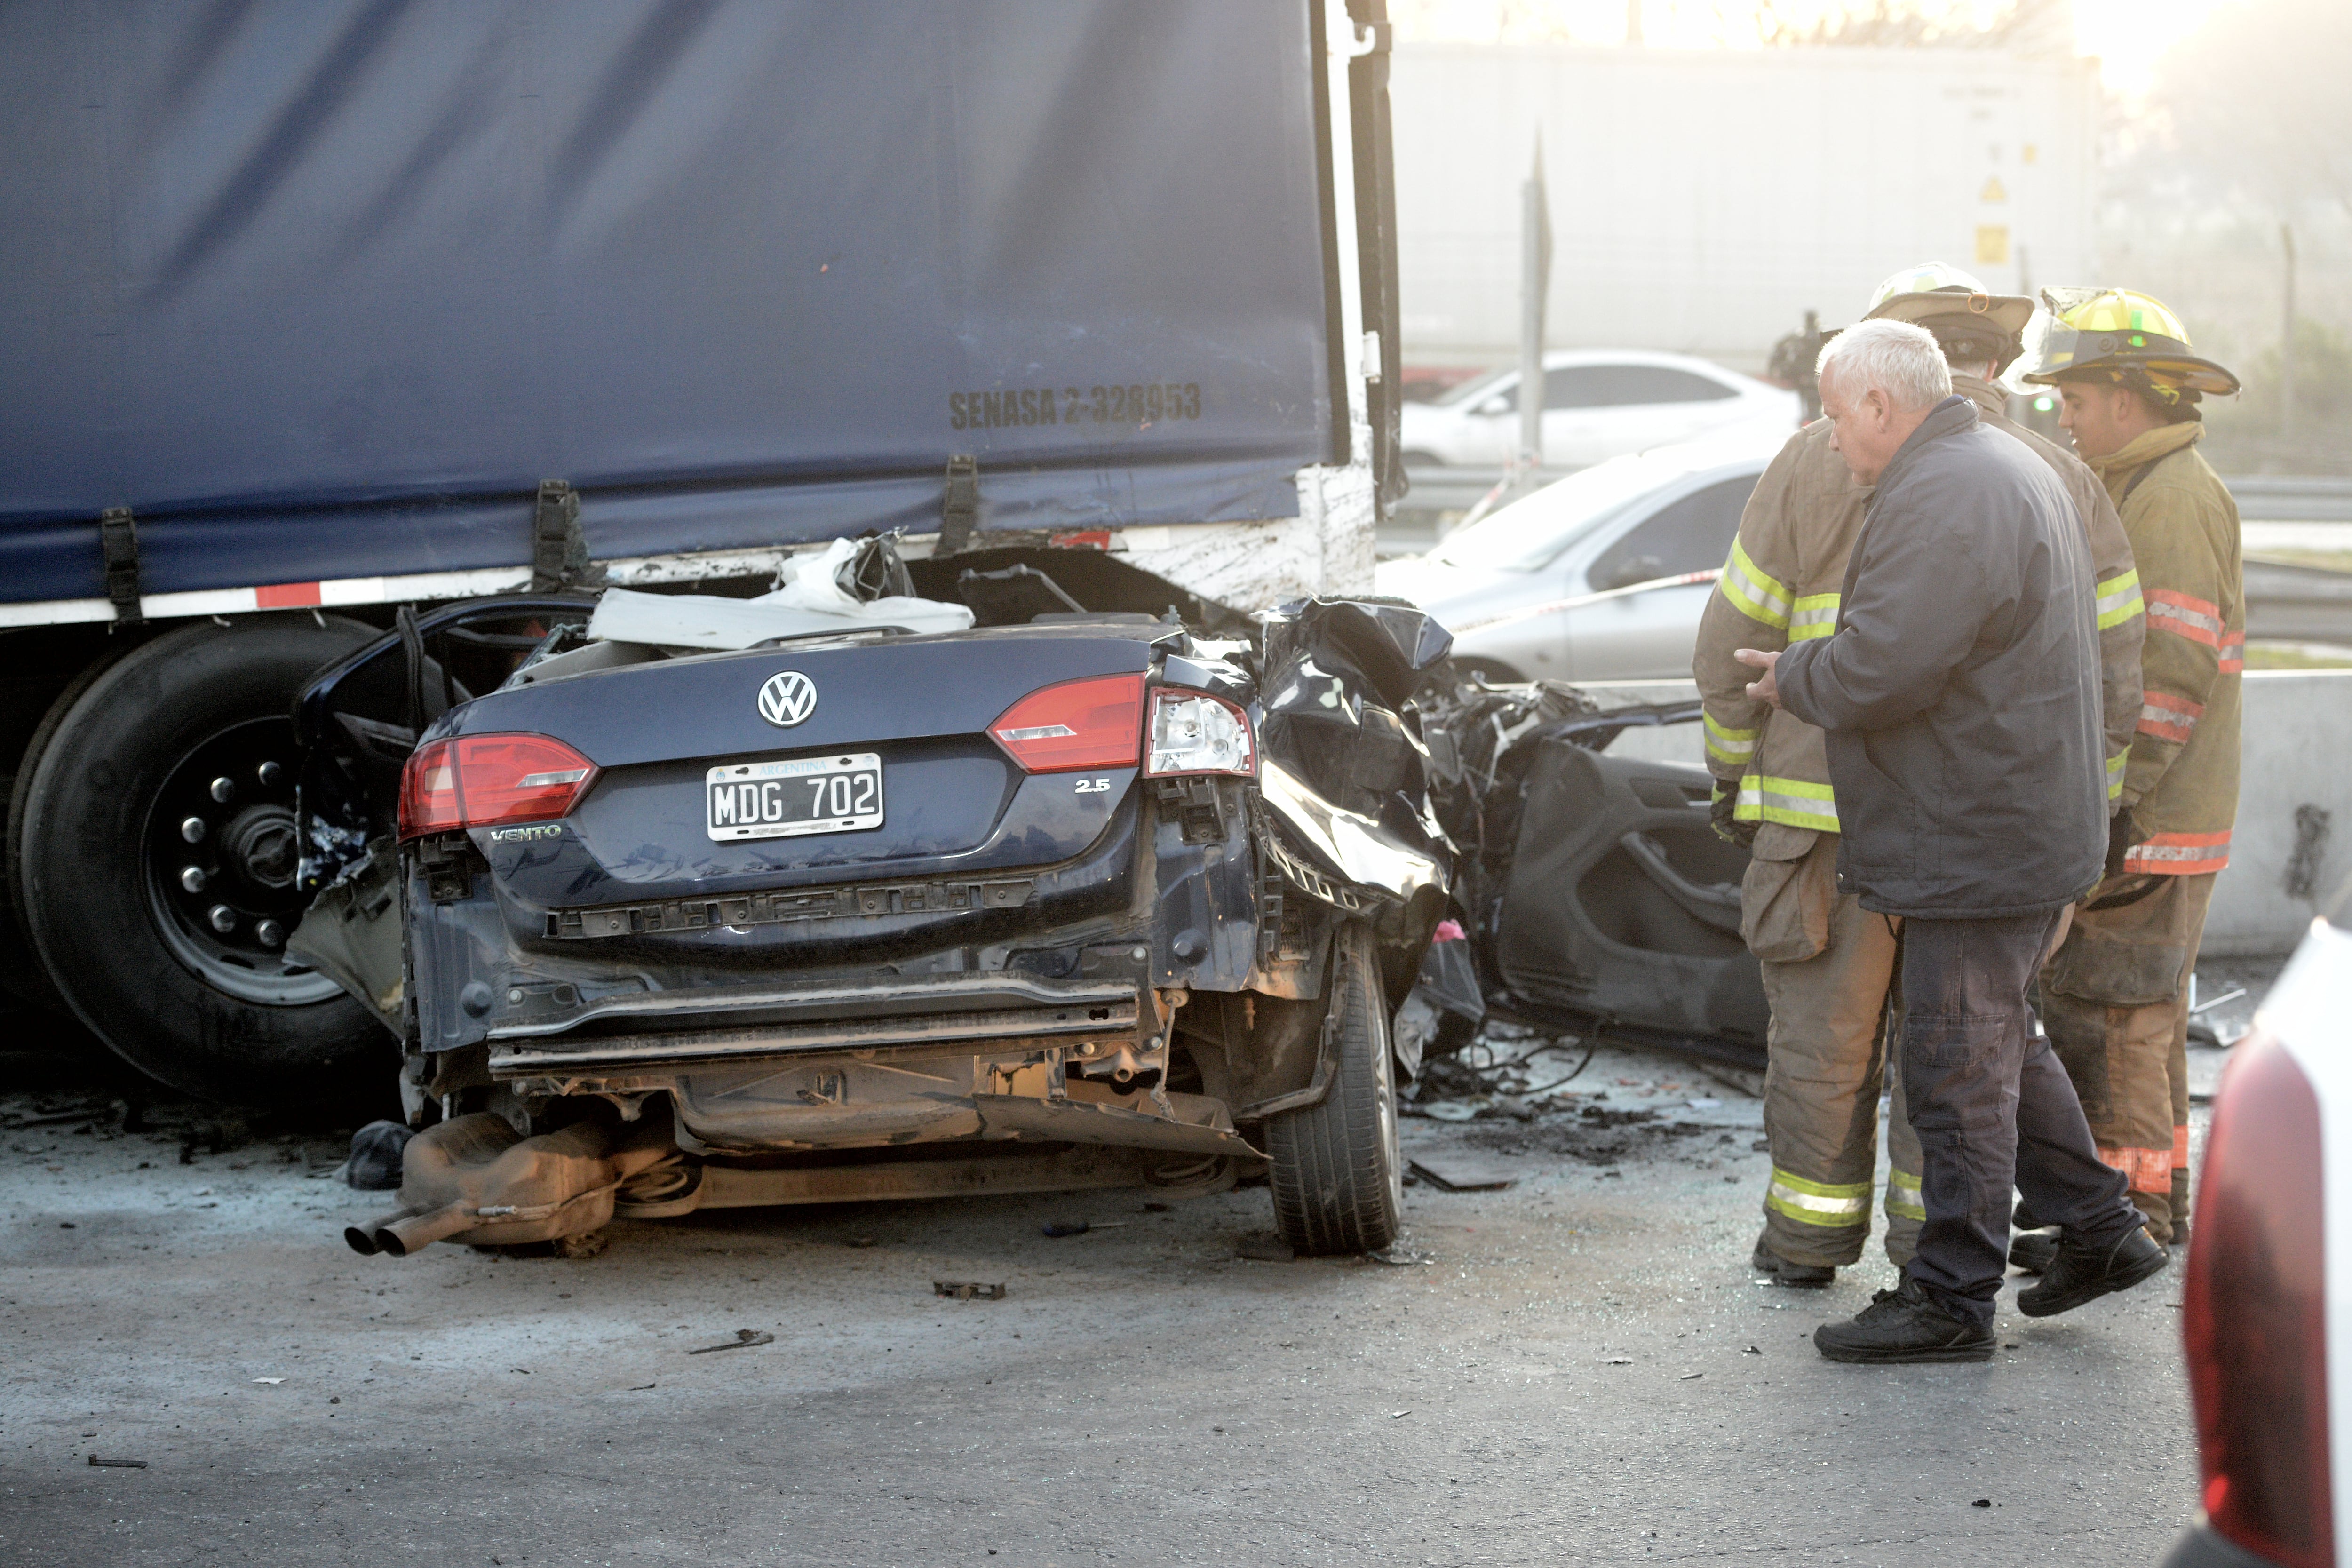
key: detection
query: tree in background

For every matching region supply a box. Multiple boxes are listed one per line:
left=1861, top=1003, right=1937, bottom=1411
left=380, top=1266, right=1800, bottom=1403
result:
left=2112, top=0, right=2352, bottom=471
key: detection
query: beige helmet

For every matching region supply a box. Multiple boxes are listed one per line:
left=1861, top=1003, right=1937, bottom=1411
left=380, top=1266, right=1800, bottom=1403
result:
left=1863, top=263, right=2034, bottom=372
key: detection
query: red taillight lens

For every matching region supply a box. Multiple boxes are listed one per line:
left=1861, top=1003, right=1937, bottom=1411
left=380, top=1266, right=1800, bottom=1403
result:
left=1144, top=688, right=1255, bottom=777
left=2184, top=1031, right=2334, bottom=1568
left=397, top=733, right=599, bottom=840
left=988, top=673, right=1144, bottom=772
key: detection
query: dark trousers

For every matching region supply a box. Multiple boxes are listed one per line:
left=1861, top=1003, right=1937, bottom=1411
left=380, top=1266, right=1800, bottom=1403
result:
left=1898, top=910, right=2140, bottom=1329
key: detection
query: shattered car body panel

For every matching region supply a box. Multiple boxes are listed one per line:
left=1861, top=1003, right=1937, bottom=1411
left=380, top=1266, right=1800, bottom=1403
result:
left=296, top=556, right=1455, bottom=1252
left=1420, top=679, right=1769, bottom=1069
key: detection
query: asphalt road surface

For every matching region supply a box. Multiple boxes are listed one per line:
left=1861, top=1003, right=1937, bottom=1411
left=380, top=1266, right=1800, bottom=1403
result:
left=3, top=1006, right=2261, bottom=1568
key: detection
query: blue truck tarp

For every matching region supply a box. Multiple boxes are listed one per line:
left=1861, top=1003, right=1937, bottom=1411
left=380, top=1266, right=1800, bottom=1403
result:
left=0, top=1, right=1340, bottom=605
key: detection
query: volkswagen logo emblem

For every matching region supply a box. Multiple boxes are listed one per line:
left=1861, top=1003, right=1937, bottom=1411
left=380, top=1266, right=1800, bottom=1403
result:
left=756, top=670, right=818, bottom=728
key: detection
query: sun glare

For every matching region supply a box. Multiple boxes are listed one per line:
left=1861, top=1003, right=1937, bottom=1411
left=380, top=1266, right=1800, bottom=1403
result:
left=2072, top=0, right=2231, bottom=97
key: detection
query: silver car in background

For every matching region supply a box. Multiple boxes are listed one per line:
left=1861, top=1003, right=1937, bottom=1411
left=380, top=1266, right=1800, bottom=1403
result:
left=1374, top=435, right=1777, bottom=683
left=1400, top=350, right=1799, bottom=469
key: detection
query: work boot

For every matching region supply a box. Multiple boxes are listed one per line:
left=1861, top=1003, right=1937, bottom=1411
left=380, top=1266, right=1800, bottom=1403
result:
left=2008, top=1229, right=2058, bottom=1274
left=2015, top=1226, right=2168, bottom=1318
left=1813, top=1277, right=1994, bottom=1365
left=1751, top=1230, right=1834, bottom=1289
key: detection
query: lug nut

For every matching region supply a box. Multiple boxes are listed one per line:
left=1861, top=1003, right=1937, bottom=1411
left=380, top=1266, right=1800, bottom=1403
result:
left=257, top=760, right=283, bottom=787
left=207, top=904, right=237, bottom=934
left=179, top=866, right=207, bottom=894
left=209, top=776, right=236, bottom=803
left=181, top=817, right=207, bottom=844
left=254, top=919, right=284, bottom=948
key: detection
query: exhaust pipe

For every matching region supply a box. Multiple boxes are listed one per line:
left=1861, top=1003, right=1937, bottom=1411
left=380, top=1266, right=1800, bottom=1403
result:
left=344, top=1211, right=402, bottom=1255
left=349, top=1202, right=476, bottom=1258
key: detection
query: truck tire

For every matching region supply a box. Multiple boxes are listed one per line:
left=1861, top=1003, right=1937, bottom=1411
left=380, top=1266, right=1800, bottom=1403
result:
left=16, top=617, right=386, bottom=1103
left=1266, top=922, right=1405, bottom=1256
left=5, top=643, right=137, bottom=1019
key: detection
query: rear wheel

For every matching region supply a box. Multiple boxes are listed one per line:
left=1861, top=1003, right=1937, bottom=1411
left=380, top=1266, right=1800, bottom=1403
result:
left=15, top=617, right=387, bottom=1104
left=1266, top=922, right=1404, bottom=1256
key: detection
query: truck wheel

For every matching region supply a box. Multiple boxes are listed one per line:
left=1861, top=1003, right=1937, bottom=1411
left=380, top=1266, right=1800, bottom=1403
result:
left=1266, top=922, right=1404, bottom=1255
left=15, top=617, right=386, bottom=1103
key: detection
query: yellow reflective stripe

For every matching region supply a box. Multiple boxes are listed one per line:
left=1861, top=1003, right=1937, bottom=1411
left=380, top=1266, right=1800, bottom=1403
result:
left=1766, top=1168, right=1872, bottom=1228
left=1885, top=1168, right=1924, bottom=1223
left=1718, top=537, right=1791, bottom=630
left=1788, top=592, right=1839, bottom=642
left=1703, top=712, right=1758, bottom=767
left=1734, top=774, right=1839, bottom=831
left=2106, top=748, right=2128, bottom=802
left=2096, top=569, right=2145, bottom=631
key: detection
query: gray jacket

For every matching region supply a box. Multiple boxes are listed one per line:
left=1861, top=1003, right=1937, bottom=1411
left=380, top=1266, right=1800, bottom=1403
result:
left=1775, top=396, right=2106, bottom=918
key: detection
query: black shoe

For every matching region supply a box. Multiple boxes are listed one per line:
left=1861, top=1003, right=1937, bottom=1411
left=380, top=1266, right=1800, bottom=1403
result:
left=2008, top=1228, right=2058, bottom=1274
left=1814, top=1278, right=1994, bottom=1364
left=1752, top=1231, right=1835, bottom=1289
left=2012, top=1198, right=2045, bottom=1232
left=2015, top=1226, right=2168, bottom=1318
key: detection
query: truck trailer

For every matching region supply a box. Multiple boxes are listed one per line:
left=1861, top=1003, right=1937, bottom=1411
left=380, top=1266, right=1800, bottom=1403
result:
left=0, top=0, right=1404, bottom=1101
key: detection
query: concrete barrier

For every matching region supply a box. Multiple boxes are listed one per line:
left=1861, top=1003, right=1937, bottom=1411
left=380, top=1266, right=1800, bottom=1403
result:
left=1565, top=673, right=2352, bottom=957
left=2208, top=669, right=2352, bottom=956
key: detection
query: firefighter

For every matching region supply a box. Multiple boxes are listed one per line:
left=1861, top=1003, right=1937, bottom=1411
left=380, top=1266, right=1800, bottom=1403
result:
left=2014, top=289, right=2242, bottom=1263
left=1695, top=263, right=2144, bottom=1286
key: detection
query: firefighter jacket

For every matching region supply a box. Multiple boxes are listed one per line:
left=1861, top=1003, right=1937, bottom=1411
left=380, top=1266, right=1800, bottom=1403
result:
left=1774, top=396, right=2107, bottom=917
left=2085, top=421, right=2243, bottom=875
left=1693, top=374, right=2145, bottom=840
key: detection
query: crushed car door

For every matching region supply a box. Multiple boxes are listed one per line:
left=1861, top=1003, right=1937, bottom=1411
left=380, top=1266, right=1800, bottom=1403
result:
left=1489, top=730, right=1767, bottom=1062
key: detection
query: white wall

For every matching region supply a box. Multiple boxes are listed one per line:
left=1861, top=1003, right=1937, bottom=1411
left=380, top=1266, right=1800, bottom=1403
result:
left=1390, top=43, right=2101, bottom=369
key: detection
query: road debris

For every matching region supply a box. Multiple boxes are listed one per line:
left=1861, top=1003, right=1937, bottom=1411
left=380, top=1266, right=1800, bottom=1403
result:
left=1406, top=1156, right=1517, bottom=1193
left=1367, top=1242, right=1434, bottom=1266
left=1042, top=1220, right=1129, bottom=1237
left=687, top=1329, right=775, bottom=1354
left=1388, top=1410, right=1412, bottom=1419
left=252, top=1377, right=284, bottom=1385
left=1679, top=1371, right=1703, bottom=1380
left=337, top=1120, right=412, bottom=1191
left=1602, top=1357, right=1633, bottom=1365
left=87, top=1456, right=148, bottom=1468
left=934, top=1281, right=1006, bottom=1301
left=1972, top=1498, right=1992, bottom=1508
left=1236, top=1234, right=1296, bottom=1262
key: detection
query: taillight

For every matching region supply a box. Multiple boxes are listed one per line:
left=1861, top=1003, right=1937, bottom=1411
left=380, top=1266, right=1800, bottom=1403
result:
left=397, top=733, right=599, bottom=840
left=1144, top=688, right=1255, bottom=777
left=987, top=674, right=1144, bottom=772
left=2183, top=1030, right=2333, bottom=1568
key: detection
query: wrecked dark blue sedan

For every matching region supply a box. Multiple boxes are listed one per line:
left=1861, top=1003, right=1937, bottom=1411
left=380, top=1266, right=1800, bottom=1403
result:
left=296, top=555, right=1456, bottom=1259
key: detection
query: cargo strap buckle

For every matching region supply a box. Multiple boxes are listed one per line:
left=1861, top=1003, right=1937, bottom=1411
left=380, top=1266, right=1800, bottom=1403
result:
left=100, top=507, right=142, bottom=626
left=937, top=454, right=979, bottom=556
left=529, top=480, right=604, bottom=592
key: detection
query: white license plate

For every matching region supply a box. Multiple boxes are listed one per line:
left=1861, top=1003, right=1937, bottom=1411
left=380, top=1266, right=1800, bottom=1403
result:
left=705, top=753, right=884, bottom=842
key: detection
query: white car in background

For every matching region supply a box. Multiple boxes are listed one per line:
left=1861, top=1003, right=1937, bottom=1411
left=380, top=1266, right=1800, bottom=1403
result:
left=2164, top=900, right=2349, bottom=1568
left=1374, top=435, right=1778, bottom=683
left=1399, top=349, right=1800, bottom=469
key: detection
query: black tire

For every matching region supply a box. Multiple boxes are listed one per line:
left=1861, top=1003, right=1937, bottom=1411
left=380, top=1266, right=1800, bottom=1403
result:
left=17, top=616, right=386, bottom=1104
left=5, top=643, right=138, bottom=1017
left=1266, top=922, right=1404, bottom=1256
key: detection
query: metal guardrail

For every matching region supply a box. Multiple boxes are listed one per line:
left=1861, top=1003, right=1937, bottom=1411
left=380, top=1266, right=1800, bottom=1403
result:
left=1397, top=464, right=2352, bottom=523
left=2245, top=559, right=2352, bottom=644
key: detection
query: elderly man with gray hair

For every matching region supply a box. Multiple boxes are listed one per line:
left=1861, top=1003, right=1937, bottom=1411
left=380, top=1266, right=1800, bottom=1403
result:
left=1736, top=318, right=2164, bottom=1363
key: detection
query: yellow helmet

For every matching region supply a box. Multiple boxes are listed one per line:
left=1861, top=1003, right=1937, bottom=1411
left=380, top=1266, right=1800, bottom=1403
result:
left=2020, top=287, right=2240, bottom=402
left=1862, top=263, right=2034, bottom=371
